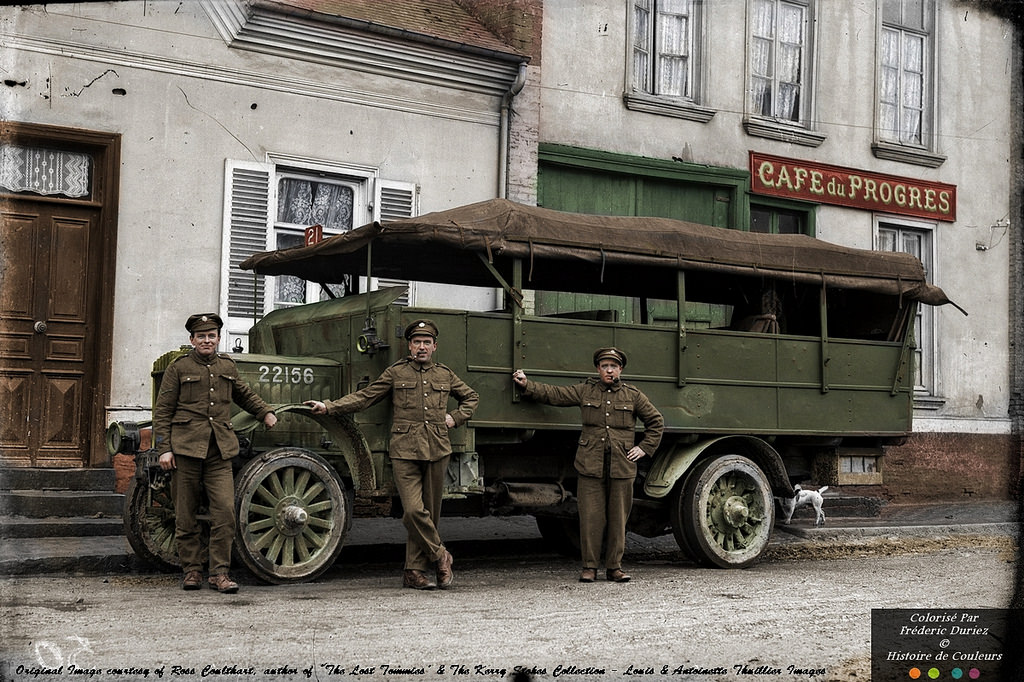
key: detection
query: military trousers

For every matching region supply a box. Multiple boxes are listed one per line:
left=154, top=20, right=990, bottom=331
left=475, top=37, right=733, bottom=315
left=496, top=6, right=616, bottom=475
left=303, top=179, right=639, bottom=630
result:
left=391, top=456, right=449, bottom=571
left=173, top=437, right=236, bottom=575
left=576, top=472, right=633, bottom=570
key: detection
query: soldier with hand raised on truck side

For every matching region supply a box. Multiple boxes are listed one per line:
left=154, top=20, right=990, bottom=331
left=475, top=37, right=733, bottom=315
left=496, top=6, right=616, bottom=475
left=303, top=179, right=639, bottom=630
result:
left=154, top=313, right=278, bottom=594
left=305, top=319, right=479, bottom=591
left=512, top=347, right=663, bottom=583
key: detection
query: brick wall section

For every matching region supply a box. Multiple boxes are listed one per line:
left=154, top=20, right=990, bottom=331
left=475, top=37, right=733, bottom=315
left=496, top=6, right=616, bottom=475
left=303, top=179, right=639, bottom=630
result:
left=882, top=432, right=1017, bottom=501
left=456, top=0, right=544, bottom=65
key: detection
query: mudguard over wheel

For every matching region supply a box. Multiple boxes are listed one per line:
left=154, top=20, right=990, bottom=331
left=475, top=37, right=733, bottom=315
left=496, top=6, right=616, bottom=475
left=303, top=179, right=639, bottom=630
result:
left=670, top=454, right=774, bottom=568
left=233, top=448, right=350, bottom=584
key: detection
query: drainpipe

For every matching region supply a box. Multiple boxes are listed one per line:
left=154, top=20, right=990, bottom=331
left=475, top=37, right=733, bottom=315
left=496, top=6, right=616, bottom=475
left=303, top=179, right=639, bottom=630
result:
left=498, top=62, right=529, bottom=200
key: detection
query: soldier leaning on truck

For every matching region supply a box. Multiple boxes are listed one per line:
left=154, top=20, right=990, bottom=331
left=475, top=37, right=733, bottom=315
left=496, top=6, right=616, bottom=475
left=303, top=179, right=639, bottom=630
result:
left=512, top=348, right=663, bottom=583
left=154, top=313, right=278, bottom=594
left=305, top=319, right=479, bottom=591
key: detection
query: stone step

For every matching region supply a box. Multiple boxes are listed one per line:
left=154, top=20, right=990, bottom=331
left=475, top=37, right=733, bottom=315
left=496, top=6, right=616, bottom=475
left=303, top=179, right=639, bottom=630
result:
left=0, top=535, right=140, bottom=576
left=0, top=467, right=116, bottom=491
left=0, top=490, right=125, bottom=518
left=0, top=515, right=124, bottom=539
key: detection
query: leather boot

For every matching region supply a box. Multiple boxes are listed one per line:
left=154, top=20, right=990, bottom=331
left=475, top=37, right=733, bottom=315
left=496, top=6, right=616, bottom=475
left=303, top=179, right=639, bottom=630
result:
left=435, top=550, right=454, bottom=589
left=208, top=573, right=239, bottom=593
left=579, top=568, right=596, bottom=583
left=403, top=569, right=437, bottom=590
left=606, top=568, right=631, bottom=583
left=182, top=570, right=203, bottom=591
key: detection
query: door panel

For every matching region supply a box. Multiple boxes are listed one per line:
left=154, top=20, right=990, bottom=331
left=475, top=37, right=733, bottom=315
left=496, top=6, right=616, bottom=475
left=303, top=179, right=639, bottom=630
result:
left=0, top=202, right=97, bottom=466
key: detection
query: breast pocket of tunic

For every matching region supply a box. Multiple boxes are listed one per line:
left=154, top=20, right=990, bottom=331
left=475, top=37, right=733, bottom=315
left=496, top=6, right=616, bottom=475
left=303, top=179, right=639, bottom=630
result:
left=393, top=381, right=418, bottom=410
left=429, top=381, right=450, bottom=411
left=610, top=402, right=635, bottom=428
left=179, top=375, right=201, bottom=402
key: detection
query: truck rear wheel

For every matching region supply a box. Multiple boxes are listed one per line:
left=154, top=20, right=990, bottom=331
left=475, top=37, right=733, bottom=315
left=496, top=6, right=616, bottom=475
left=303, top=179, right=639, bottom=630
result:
left=234, top=448, right=350, bottom=584
left=123, top=471, right=200, bottom=572
left=669, top=454, right=773, bottom=568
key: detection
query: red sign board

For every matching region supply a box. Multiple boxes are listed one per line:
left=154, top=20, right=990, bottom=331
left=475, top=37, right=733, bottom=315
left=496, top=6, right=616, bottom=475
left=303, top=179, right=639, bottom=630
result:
left=749, top=151, right=956, bottom=222
left=304, top=224, right=323, bottom=246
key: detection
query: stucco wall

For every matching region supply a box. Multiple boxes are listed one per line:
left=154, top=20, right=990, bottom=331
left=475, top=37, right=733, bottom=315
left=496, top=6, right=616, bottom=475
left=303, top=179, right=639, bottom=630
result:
left=2, top=2, right=524, bottom=413
left=537, top=0, right=1014, bottom=430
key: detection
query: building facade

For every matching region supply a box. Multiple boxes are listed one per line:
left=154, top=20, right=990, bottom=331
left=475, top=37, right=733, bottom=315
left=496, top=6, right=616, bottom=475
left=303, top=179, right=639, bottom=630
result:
left=536, top=0, right=1021, bottom=499
left=1, top=0, right=1020, bottom=503
left=0, top=0, right=536, bottom=467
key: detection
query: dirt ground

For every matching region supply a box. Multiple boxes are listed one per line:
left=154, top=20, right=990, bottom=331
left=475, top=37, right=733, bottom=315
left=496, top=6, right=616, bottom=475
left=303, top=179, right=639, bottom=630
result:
left=1, top=532, right=1017, bottom=682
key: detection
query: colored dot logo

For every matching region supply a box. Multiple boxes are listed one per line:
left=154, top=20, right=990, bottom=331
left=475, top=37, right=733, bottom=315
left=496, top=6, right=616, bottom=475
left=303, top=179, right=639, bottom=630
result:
left=910, top=668, right=982, bottom=679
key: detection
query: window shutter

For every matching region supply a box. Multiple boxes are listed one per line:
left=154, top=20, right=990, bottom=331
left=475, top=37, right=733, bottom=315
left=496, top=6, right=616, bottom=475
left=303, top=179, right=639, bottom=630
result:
left=221, top=159, right=273, bottom=340
left=373, top=179, right=417, bottom=304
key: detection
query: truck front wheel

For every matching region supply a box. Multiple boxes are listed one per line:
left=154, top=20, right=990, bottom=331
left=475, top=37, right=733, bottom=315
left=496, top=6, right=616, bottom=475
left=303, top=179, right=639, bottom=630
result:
left=669, top=454, right=774, bottom=568
left=233, top=448, right=350, bottom=584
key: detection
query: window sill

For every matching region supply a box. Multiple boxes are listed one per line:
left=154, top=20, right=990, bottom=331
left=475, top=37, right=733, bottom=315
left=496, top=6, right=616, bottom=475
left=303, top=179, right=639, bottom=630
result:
left=872, top=142, right=946, bottom=168
left=838, top=471, right=883, bottom=486
left=913, top=394, right=947, bottom=411
left=743, top=118, right=826, bottom=147
left=623, top=92, right=716, bottom=123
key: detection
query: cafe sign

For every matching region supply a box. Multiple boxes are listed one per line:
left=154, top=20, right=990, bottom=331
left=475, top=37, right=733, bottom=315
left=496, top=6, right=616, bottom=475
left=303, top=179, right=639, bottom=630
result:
left=749, top=151, right=956, bottom=222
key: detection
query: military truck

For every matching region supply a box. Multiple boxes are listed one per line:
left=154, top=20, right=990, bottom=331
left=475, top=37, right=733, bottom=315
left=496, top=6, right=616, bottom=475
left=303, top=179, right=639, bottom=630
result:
left=113, top=198, right=955, bottom=583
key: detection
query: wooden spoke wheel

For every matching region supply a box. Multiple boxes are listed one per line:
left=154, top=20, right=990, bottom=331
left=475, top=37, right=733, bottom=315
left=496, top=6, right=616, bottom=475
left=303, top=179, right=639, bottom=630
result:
left=233, top=448, right=350, bottom=584
left=123, top=471, right=208, bottom=571
left=670, top=454, right=774, bottom=568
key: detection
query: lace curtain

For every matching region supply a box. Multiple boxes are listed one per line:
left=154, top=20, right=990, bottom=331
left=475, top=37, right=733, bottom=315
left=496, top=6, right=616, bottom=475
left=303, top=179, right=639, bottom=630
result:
left=0, top=145, right=90, bottom=197
left=277, top=178, right=354, bottom=231
left=750, top=0, right=804, bottom=121
left=274, top=178, right=355, bottom=305
left=633, top=0, right=691, bottom=97
left=879, top=27, right=923, bottom=144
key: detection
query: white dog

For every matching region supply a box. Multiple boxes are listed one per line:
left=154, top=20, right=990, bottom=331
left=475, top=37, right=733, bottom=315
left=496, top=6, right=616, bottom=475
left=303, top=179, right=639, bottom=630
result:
left=776, top=485, right=828, bottom=526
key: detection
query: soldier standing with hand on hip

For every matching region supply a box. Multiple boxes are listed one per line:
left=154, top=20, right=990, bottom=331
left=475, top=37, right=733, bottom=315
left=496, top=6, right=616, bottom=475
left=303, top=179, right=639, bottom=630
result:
left=154, top=313, right=278, bottom=594
left=513, top=347, right=663, bottom=583
left=305, top=319, right=478, bottom=590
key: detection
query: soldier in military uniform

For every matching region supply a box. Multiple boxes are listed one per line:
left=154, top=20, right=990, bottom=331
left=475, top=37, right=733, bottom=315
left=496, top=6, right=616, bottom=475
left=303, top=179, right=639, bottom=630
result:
left=155, top=313, right=278, bottom=593
left=305, top=319, right=479, bottom=590
left=512, top=348, right=663, bottom=583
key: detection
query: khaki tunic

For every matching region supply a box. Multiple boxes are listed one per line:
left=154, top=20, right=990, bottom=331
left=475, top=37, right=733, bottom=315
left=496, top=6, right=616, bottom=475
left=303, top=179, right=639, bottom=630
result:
left=520, top=377, right=663, bottom=478
left=153, top=350, right=274, bottom=459
left=322, top=357, right=479, bottom=461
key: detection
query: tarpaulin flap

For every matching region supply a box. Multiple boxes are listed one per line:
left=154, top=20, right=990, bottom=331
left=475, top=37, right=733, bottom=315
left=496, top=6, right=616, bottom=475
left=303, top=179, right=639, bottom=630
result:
left=240, top=198, right=955, bottom=307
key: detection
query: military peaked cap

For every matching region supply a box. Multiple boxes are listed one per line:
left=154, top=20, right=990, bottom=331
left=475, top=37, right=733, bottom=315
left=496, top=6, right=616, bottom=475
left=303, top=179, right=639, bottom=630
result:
left=593, top=347, right=627, bottom=368
left=404, top=319, right=439, bottom=340
left=186, top=312, right=223, bottom=334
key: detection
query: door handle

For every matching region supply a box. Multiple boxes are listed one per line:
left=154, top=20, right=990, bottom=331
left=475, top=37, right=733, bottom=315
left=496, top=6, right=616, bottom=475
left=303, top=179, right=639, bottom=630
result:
left=33, top=321, right=47, bottom=334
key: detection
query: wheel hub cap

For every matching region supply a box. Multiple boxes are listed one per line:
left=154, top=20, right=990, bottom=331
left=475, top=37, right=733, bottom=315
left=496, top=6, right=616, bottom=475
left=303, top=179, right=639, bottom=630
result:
left=722, top=495, right=749, bottom=527
left=276, top=497, right=308, bottom=536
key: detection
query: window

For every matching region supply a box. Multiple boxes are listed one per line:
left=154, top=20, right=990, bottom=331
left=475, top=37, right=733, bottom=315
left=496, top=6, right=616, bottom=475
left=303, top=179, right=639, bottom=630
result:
left=750, top=205, right=807, bottom=234
left=0, top=144, right=91, bottom=199
left=633, top=0, right=696, bottom=99
left=876, top=219, right=938, bottom=402
left=625, top=0, right=713, bottom=122
left=874, top=0, right=943, bottom=167
left=274, top=173, right=356, bottom=309
left=745, top=0, right=824, bottom=146
left=749, top=0, right=807, bottom=123
left=749, top=201, right=811, bottom=233
left=221, top=158, right=416, bottom=352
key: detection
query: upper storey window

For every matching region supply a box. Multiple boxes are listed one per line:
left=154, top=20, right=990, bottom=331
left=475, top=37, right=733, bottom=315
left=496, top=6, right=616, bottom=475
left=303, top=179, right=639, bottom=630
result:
left=744, top=0, right=824, bottom=146
left=626, top=0, right=714, bottom=122
left=874, top=0, right=944, bottom=167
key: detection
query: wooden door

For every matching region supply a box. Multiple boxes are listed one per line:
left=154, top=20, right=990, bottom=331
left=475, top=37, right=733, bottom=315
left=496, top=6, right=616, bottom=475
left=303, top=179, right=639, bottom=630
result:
left=1, top=199, right=101, bottom=466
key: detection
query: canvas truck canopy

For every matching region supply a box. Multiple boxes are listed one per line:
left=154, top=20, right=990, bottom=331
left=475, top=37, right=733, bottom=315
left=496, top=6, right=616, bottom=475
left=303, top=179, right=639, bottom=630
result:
left=240, top=198, right=957, bottom=309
